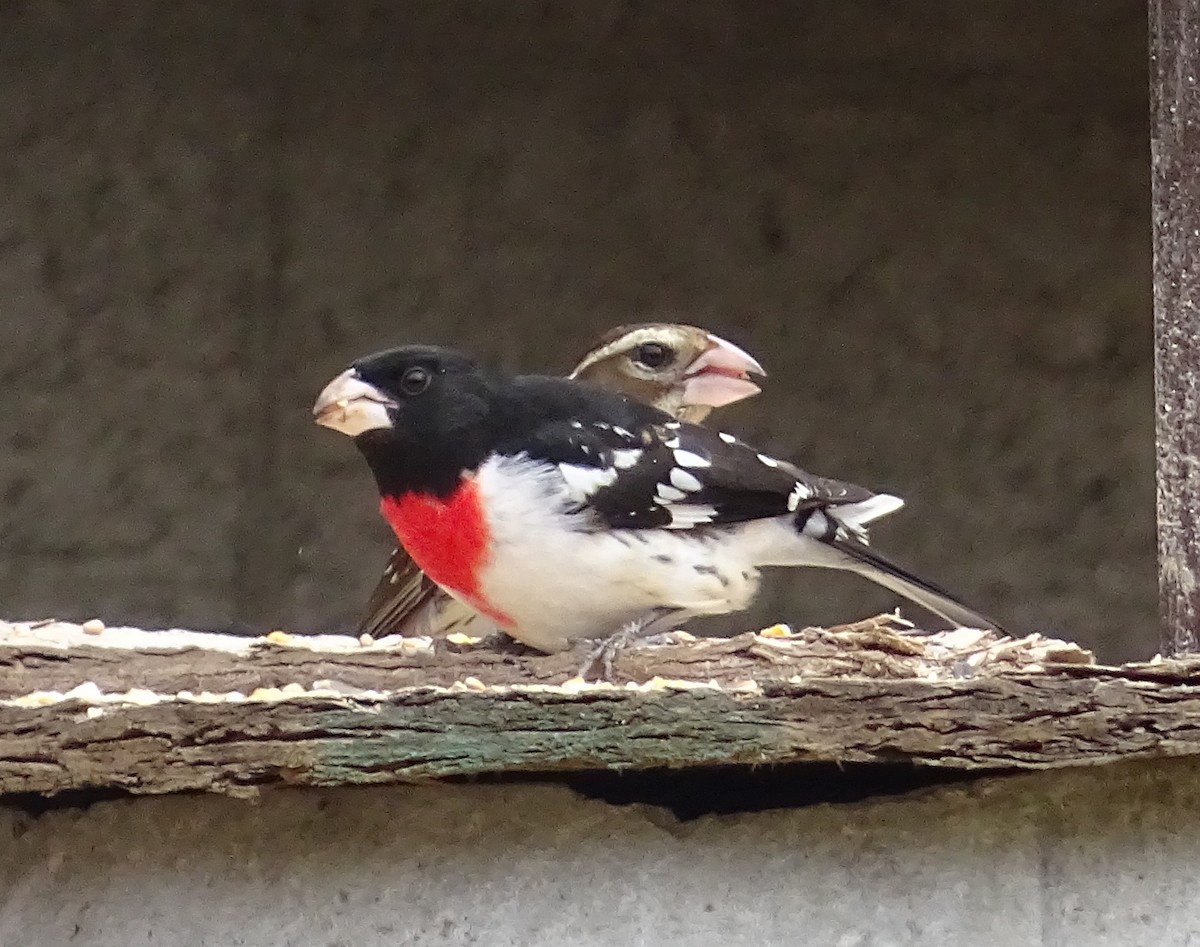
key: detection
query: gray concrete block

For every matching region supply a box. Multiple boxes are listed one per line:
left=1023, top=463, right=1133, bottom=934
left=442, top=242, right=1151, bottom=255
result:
left=0, top=3, right=284, bottom=630
left=3, top=761, right=1197, bottom=946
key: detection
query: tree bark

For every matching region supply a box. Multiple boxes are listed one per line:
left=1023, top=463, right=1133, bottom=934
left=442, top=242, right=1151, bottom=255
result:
left=4, top=619, right=1196, bottom=798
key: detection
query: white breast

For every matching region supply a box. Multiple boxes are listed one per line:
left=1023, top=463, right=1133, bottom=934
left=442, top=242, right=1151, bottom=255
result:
left=470, top=454, right=762, bottom=653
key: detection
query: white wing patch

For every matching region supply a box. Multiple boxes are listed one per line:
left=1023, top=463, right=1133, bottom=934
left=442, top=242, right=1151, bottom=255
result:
left=558, top=463, right=619, bottom=503
left=611, top=448, right=642, bottom=469
left=718, top=432, right=737, bottom=444
left=670, top=467, right=703, bottom=492
left=786, top=481, right=810, bottom=512
left=664, top=504, right=719, bottom=528
left=757, top=453, right=780, bottom=468
left=673, top=449, right=711, bottom=469
left=656, top=483, right=687, bottom=503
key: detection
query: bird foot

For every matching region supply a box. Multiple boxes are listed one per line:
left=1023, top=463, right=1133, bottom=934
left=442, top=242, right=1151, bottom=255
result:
left=576, top=609, right=677, bottom=681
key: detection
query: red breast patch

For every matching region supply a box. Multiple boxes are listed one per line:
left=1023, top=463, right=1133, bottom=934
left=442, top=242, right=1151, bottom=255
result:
left=379, top=481, right=513, bottom=627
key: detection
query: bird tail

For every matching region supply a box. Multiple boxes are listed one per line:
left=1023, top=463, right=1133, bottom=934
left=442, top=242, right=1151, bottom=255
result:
left=827, top=536, right=1006, bottom=633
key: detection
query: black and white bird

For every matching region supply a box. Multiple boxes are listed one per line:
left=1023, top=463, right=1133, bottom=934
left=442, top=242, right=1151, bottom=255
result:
left=357, top=324, right=766, bottom=639
left=315, top=345, right=1002, bottom=656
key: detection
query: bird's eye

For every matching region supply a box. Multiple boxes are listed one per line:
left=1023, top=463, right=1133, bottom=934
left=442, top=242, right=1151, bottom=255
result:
left=400, top=366, right=431, bottom=396
left=634, top=341, right=674, bottom=369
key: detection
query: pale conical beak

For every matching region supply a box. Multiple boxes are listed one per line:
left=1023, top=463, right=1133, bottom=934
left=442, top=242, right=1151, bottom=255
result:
left=681, top=333, right=766, bottom=409
left=313, top=368, right=397, bottom=437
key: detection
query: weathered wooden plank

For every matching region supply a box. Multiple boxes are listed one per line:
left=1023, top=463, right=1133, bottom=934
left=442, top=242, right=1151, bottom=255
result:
left=0, top=618, right=1197, bottom=798
left=1151, top=0, right=1200, bottom=656
left=4, top=671, right=1200, bottom=798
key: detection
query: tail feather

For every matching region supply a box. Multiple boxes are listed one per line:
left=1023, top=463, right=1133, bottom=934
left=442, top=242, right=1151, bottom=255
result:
left=838, top=493, right=905, bottom=530
left=829, top=536, right=1005, bottom=633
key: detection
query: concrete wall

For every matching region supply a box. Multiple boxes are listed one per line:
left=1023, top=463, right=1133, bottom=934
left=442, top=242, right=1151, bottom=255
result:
left=2, top=760, right=1197, bottom=946
left=0, top=1, right=1152, bottom=659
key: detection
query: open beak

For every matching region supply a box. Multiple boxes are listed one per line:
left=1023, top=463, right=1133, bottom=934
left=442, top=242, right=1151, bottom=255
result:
left=681, top=333, right=766, bottom=409
left=313, top=368, right=397, bottom=437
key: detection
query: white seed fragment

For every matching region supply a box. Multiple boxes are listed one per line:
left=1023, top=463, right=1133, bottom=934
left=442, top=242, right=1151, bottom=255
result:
left=463, top=676, right=487, bottom=691
left=560, top=676, right=591, bottom=693
left=81, top=619, right=106, bottom=635
left=65, top=682, right=104, bottom=702
left=359, top=633, right=375, bottom=647
left=14, top=691, right=64, bottom=707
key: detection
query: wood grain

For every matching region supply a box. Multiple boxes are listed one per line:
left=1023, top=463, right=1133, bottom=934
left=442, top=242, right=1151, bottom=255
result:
left=1152, top=0, right=1200, bottom=655
left=3, top=619, right=1193, bottom=798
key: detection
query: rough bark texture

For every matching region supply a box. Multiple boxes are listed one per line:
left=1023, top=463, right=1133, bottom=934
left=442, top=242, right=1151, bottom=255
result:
left=1, top=620, right=1194, bottom=799
left=1152, top=0, right=1200, bottom=656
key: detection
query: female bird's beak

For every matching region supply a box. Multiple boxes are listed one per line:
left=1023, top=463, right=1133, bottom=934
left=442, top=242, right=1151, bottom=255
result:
left=313, top=369, right=397, bottom=437
left=681, top=333, right=766, bottom=409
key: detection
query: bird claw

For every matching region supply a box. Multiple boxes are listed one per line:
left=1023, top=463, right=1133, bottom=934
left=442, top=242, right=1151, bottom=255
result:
left=576, top=609, right=678, bottom=681
left=578, top=625, right=636, bottom=681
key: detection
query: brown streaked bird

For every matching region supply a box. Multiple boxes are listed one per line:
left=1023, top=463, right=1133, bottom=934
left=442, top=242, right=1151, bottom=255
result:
left=356, top=323, right=766, bottom=640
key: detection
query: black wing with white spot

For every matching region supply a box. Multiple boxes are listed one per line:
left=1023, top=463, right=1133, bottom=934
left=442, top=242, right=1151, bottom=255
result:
left=505, top=417, right=887, bottom=532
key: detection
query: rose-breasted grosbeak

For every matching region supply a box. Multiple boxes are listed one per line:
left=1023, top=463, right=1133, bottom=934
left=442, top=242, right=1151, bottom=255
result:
left=357, top=324, right=766, bottom=639
left=315, top=345, right=1002, bottom=655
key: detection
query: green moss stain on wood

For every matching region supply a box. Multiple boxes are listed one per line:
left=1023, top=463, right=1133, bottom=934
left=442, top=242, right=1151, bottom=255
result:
left=309, top=692, right=796, bottom=783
